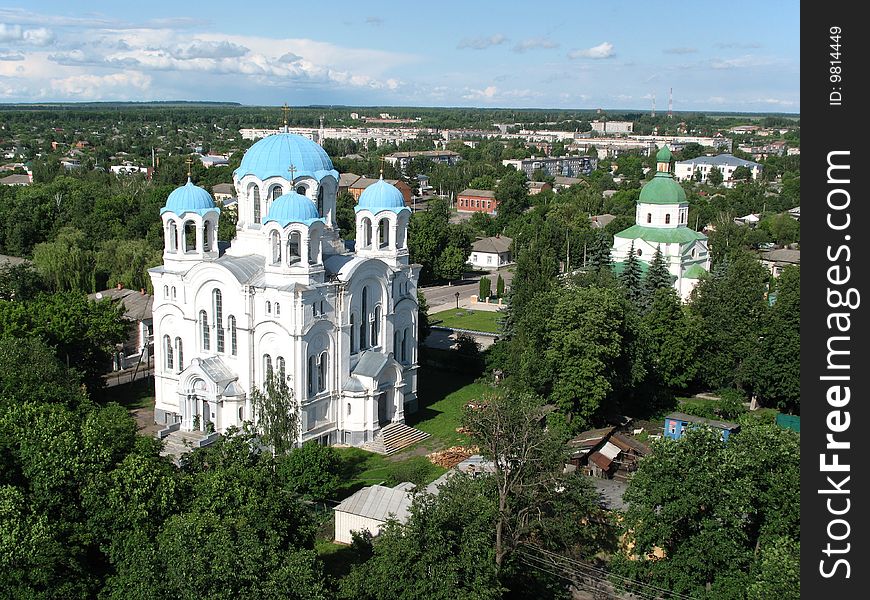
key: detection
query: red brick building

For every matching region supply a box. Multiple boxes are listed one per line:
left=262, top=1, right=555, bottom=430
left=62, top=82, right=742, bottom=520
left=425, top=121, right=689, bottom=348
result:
left=457, top=188, right=498, bottom=214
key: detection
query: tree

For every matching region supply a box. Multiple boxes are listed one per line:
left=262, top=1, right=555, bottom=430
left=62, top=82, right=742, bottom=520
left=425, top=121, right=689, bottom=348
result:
left=745, top=266, right=800, bottom=412
left=689, top=251, right=769, bottom=391
left=732, top=165, right=754, bottom=181
left=436, top=245, right=468, bottom=281
left=0, top=336, right=87, bottom=409
left=417, top=290, right=431, bottom=344
left=478, top=276, right=491, bottom=300
left=250, top=371, right=299, bottom=456
left=619, top=241, right=644, bottom=306
left=707, top=166, right=723, bottom=186
left=0, top=263, right=47, bottom=301
left=275, top=442, right=340, bottom=502
left=494, top=170, right=529, bottom=225
left=641, top=287, right=702, bottom=390
left=613, top=422, right=799, bottom=597
left=95, top=238, right=162, bottom=292
left=642, top=245, right=672, bottom=304
left=462, top=390, right=607, bottom=568
left=336, top=191, right=357, bottom=239
left=496, top=274, right=505, bottom=298
left=32, top=226, right=95, bottom=293
left=338, top=476, right=501, bottom=600
left=586, top=231, right=613, bottom=272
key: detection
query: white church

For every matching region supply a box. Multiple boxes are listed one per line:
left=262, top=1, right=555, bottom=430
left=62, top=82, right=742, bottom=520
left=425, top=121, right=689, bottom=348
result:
left=611, top=146, right=711, bottom=300
left=149, top=126, right=420, bottom=447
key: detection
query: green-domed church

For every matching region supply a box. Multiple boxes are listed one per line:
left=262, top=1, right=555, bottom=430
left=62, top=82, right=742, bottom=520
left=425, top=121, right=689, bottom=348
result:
left=610, top=146, right=710, bottom=300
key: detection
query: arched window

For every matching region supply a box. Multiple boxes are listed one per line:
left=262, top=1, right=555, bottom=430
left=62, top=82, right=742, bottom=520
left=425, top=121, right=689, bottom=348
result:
left=228, top=315, right=237, bottom=355
left=363, top=218, right=372, bottom=248
left=379, top=219, right=389, bottom=249
left=252, top=186, right=261, bottom=224
left=347, top=403, right=352, bottom=416
left=263, top=354, right=273, bottom=380
left=269, top=185, right=283, bottom=202
left=163, top=285, right=169, bottom=299
left=646, top=213, right=652, bottom=224
left=636, top=248, right=643, bottom=257
left=287, top=231, right=301, bottom=265
left=199, top=310, right=209, bottom=350
left=394, top=330, right=400, bottom=357
left=275, top=303, right=281, bottom=316
left=360, top=288, right=368, bottom=349
left=266, top=301, right=271, bottom=315
left=184, top=221, right=197, bottom=252
left=317, top=187, right=324, bottom=217
left=168, top=221, right=178, bottom=252
left=401, top=328, right=408, bottom=363
left=171, top=286, right=177, bottom=300
left=665, top=213, right=671, bottom=224
left=271, top=230, right=282, bottom=264
left=175, top=337, right=183, bottom=371
left=213, top=289, right=224, bottom=353
left=296, top=185, right=307, bottom=196
left=277, top=356, right=286, bottom=383
left=350, top=314, right=356, bottom=353
left=203, top=221, right=212, bottom=252
left=238, top=406, right=244, bottom=421
left=318, top=352, right=328, bottom=393
left=372, top=305, right=381, bottom=347
left=164, top=335, right=173, bottom=370
left=307, top=355, right=316, bottom=396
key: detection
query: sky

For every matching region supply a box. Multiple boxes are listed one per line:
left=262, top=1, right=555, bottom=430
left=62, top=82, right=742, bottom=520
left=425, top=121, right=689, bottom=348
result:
left=0, top=1, right=800, bottom=113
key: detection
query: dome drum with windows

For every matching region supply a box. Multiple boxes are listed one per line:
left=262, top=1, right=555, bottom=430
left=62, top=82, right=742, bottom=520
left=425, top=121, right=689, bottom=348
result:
left=160, top=178, right=220, bottom=260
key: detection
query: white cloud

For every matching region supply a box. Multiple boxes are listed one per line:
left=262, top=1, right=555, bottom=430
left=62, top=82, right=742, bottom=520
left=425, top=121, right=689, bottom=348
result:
left=710, top=54, right=777, bottom=69
left=512, top=37, right=559, bottom=53
left=663, top=47, right=697, bottom=55
left=567, top=42, right=614, bottom=59
left=457, top=34, right=508, bottom=50
left=715, top=41, right=762, bottom=49
left=168, top=40, right=249, bottom=60
left=0, top=23, right=55, bottom=46
left=365, top=16, right=384, bottom=26
left=50, top=71, right=151, bottom=100
left=0, top=50, right=24, bottom=61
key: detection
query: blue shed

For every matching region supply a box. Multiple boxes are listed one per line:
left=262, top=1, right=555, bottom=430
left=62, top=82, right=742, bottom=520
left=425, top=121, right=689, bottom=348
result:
left=663, top=412, right=739, bottom=442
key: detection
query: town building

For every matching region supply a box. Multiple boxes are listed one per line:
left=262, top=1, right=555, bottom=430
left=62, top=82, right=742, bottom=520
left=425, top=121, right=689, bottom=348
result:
left=90, top=286, right=154, bottom=371
left=457, top=189, right=497, bottom=215
left=591, top=120, right=634, bottom=135
left=211, top=183, right=236, bottom=203
left=348, top=178, right=412, bottom=206
left=527, top=181, right=552, bottom=195
left=0, top=173, right=31, bottom=186
left=384, top=150, right=461, bottom=172
left=611, top=146, right=711, bottom=301
left=502, top=155, right=597, bottom=178
left=149, top=128, right=421, bottom=448
left=567, top=426, right=650, bottom=480
left=759, top=248, right=800, bottom=277
left=674, top=154, right=762, bottom=187
left=467, top=235, right=512, bottom=269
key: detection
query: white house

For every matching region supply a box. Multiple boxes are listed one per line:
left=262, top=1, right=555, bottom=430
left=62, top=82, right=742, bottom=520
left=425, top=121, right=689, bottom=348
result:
left=467, top=236, right=512, bottom=270
left=149, top=129, right=421, bottom=448
left=611, top=147, right=711, bottom=301
left=674, top=154, right=762, bottom=187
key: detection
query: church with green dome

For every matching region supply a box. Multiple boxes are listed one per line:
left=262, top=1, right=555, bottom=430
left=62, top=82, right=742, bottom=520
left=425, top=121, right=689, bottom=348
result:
left=611, top=146, right=711, bottom=300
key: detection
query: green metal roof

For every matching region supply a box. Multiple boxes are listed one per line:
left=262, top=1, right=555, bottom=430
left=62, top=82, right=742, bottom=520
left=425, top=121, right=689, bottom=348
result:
left=612, top=260, right=650, bottom=275
left=614, top=224, right=706, bottom=245
left=638, top=172, right=687, bottom=205
left=683, top=264, right=709, bottom=279
left=656, top=146, right=672, bottom=163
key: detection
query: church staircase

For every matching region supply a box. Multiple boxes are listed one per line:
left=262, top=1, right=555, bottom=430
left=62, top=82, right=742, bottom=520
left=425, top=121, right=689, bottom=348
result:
left=362, top=422, right=431, bottom=455
left=160, top=429, right=211, bottom=463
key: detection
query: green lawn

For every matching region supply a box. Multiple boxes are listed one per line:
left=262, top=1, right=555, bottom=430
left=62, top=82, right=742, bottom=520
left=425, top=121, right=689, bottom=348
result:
left=430, top=308, right=502, bottom=334
left=407, top=369, right=492, bottom=449
left=100, top=377, right=154, bottom=410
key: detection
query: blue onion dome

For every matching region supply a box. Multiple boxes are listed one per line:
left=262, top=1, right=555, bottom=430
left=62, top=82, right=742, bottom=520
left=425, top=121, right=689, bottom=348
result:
left=263, top=191, right=324, bottom=227
left=160, top=178, right=218, bottom=216
left=355, top=178, right=410, bottom=213
left=234, top=133, right=338, bottom=182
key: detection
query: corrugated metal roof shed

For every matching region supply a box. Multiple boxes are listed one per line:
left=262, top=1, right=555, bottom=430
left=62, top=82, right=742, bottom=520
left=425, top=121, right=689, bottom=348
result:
left=334, top=484, right=412, bottom=522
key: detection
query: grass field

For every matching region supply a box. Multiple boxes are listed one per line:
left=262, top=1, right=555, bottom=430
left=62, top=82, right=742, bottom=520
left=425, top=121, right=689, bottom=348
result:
left=101, top=377, right=155, bottom=410
left=407, top=368, right=492, bottom=448
left=430, top=308, right=502, bottom=333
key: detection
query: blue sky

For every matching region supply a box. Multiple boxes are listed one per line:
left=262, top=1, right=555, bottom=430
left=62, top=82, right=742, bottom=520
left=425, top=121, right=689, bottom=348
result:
left=0, top=1, right=800, bottom=112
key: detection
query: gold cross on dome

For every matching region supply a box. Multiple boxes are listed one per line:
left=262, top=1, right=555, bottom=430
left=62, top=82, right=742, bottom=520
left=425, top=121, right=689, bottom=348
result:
left=379, top=155, right=385, bottom=177
left=282, top=103, right=290, bottom=127
left=288, top=163, right=297, bottom=181
left=185, top=156, right=193, bottom=177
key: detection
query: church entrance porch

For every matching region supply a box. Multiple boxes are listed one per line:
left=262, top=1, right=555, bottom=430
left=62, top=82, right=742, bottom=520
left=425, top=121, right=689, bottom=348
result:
left=175, top=356, right=246, bottom=434
left=377, top=392, right=389, bottom=427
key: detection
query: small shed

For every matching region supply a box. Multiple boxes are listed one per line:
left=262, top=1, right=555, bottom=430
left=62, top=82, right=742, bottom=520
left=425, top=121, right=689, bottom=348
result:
left=333, top=484, right=412, bottom=544
left=663, top=412, right=739, bottom=442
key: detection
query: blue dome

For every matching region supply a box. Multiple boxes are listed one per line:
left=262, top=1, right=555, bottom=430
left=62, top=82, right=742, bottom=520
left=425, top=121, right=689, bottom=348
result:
left=263, top=192, right=324, bottom=227
left=160, top=178, right=217, bottom=216
left=355, top=178, right=409, bottom=213
left=235, top=133, right=338, bottom=182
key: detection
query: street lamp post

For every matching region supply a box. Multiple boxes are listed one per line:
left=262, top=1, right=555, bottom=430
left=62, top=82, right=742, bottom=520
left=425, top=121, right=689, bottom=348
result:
left=455, top=291, right=460, bottom=309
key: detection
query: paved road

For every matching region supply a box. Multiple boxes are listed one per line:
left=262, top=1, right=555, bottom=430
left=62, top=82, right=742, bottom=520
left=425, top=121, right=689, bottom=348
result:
left=421, top=268, right=514, bottom=313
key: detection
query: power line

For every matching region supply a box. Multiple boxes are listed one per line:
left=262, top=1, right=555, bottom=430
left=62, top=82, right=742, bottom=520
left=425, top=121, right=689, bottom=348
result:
left=516, top=545, right=697, bottom=600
